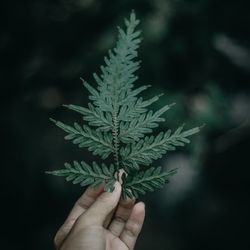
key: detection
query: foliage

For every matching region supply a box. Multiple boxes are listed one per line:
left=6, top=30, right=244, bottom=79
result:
left=47, top=11, right=200, bottom=199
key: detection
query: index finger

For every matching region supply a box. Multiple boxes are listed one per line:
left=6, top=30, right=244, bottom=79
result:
left=54, top=183, right=104, bottom=249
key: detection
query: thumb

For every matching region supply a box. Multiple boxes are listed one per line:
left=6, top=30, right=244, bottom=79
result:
left=74, top=182, right=121, bottom=229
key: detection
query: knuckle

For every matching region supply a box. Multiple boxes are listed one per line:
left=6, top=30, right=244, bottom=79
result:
left=74, top=214, right=91, bottom=228
left=75, top=200, right=89, bottom=210
left=125, top=222, right=140, bottom=238
left=115, top=216, right=126, bottom=224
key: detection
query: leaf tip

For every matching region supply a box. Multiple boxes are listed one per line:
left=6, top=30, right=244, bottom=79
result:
left=199, top=123, right=206, bottom=130
left=49, top=118, right=57, bottom=124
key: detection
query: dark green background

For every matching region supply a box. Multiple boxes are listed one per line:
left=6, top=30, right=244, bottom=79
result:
left=1, top=0, right=250, bottom=249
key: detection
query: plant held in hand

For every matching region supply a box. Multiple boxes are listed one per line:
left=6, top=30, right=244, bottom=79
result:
left=46, top=11, right=200, bottom=199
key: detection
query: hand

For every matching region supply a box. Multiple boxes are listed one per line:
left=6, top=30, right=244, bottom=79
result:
left=54, top=182, right=145, bottom=250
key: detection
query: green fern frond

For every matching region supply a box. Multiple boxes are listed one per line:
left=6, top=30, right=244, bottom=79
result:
left=122, top=167, right=177, bottom=199
left=63, top=103, right=113, bottom=132
left=46, top=161, right=116, bottom=191
left=119, top=103, right=175, bottom=143
left=121, top=125, right=200, bottom=171
left=89, top=12, right=141, bottom=113
left=118, top=94, right=164, bottom=122
left=50, top=118, right=113, bottom=159
left=47, top=11, right=201, bottom=198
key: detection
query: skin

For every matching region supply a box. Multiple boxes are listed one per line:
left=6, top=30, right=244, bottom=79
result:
left=54, top=182, right=145, bottom=250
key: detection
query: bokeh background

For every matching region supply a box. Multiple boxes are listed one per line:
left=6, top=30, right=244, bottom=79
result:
left=1, top=0, right=250, bottom=249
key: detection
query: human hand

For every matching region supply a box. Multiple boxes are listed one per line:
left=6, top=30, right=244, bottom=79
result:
left=54, top=182, right=145, bottom=250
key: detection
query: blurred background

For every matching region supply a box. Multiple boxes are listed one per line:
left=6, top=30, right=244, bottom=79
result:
left=1, top=0, right=250, bottom=249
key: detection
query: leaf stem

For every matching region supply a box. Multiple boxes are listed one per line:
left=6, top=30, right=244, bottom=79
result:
left=112, top=109, right=120, bottom=170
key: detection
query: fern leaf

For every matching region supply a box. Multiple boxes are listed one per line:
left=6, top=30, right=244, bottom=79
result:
left=121, top=125, right=200, bottom=170
left=63, top=103, right=113, bottom=132
left=82, top=78, right=113, bottom=113
left=122, top=167, right=177, bottom=199
left=90, top=11, right=142, bottom=113
left=118, top=94, right=164, bottom=122
left=47, top=11, right=201, bottom=199
left=118, top=85, right=150, bottom=106
left=46, top=161, right=116, bottom=191
left=119, top=103, right=175, bottom=143
left=50, top=118, right=113, bottom=159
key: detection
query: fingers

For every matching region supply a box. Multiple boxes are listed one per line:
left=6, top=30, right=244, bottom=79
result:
left=103, top=209, right=115, bottom=228
left=108, top=198, right=135, bottom=236
left=102, top=169, right=127, bottom=228
left=120, top=202, right=145, bottom=250
left=54, top=183, right=104, bottom=249
left=74, top=182, right=122, bottom=230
